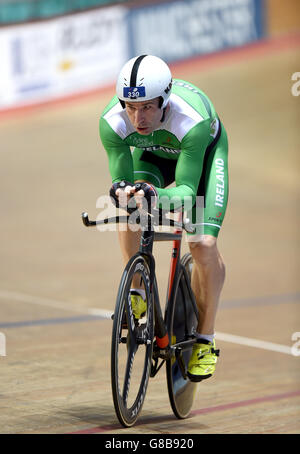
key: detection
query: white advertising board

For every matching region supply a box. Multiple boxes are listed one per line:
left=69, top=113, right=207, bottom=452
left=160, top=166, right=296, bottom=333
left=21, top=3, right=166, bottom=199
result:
left=0, top=6, right=128, bottom=110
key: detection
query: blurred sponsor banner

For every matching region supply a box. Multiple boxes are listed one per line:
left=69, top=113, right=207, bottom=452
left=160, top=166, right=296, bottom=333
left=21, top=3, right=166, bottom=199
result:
left=0, top=0, right=266, bottom=111
left=127, top=0, right=265, bottom=62
left=0, top=6, right=127, bottom=109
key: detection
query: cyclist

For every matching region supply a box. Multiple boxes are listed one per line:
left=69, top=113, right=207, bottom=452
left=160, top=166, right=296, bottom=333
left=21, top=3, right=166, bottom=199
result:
left=99, top=55, right=228, bottom=382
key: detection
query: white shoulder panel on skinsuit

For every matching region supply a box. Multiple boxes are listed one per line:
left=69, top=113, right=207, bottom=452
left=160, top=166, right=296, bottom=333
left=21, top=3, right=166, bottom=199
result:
left=103, top=93, right=205, bottom=142
left=161, top=93, right=205, bottom=142
left=103, top=102, right=135, bottom=140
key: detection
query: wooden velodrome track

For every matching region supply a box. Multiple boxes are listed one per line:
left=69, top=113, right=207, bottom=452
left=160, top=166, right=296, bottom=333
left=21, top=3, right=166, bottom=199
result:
left=0, top=34, right=299, bottom=435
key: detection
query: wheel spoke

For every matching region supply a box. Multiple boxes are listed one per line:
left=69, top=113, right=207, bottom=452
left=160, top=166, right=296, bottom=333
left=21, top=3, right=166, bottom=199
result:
left=122, top=338, right=138, bottom=404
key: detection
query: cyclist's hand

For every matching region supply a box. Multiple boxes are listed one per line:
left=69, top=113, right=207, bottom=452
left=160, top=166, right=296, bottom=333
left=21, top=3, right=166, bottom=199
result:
left=109, top=180, right=135, bottom=210
left=134, top=182, right=158, bottom=212
left=109, top=181, right=158, bottom=213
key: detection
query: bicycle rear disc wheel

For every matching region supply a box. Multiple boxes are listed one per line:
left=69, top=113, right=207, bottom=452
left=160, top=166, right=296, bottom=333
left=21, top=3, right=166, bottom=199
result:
left=166, top=253, right=198, bottom=419
left=111, top=254, right=154, bottom=427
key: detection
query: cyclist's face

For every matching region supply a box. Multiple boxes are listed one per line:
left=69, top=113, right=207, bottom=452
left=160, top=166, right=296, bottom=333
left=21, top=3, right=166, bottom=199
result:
left=125, top=98, right=162, bottom=135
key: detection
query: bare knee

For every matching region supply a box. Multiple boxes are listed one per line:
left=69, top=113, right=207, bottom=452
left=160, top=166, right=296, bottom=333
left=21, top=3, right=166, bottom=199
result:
left=189, top=235, right=217, bottom=255
left=189, top=235, right=223, bottom=268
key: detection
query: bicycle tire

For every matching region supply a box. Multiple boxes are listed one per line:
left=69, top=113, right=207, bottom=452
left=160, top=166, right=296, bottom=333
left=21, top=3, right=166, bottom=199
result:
left=165, top=252, right=199, bottom=419
left=111, top=253, right=154, bottom=427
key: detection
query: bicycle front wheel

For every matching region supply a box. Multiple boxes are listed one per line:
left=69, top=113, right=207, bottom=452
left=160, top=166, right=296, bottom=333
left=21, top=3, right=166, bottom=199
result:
left=165, top=253, right=199, bottom=419
left=111, top=254, right=154, bottom=427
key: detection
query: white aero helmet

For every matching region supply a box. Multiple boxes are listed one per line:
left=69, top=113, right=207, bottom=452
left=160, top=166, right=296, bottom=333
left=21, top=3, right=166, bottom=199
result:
left=116, top=55, right=172, bottom=109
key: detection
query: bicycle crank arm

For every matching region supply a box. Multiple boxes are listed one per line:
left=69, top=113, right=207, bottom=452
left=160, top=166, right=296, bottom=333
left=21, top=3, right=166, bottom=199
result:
left=150, top=356, right=166, bottom=378
left=174, top=347, right=187, bottom=380
left=171, top=337, right=196, bottom=353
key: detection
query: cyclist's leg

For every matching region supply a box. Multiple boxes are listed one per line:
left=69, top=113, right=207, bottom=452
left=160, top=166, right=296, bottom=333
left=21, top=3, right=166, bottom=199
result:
left=187, top=125, right=228, bottom=333
left=189, top=235, right=225, bottom=334
left=186, top=126, right=228, bottom=380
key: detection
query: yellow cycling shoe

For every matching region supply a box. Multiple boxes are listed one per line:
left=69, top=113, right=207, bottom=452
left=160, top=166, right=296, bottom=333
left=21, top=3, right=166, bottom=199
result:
left=187, top=339, right=220, bottom=382
left=130, top=291, right=147, bottom=320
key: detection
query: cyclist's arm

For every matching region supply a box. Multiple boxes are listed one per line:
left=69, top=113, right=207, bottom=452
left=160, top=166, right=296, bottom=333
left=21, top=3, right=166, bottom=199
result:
left=99, top=117, right=134, bottom=183
left=156, top=118, right=211, bottom=210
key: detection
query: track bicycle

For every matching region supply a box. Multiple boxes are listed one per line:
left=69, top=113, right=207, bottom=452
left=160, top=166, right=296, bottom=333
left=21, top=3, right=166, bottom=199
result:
left=82, top=203, right=199, bottom=428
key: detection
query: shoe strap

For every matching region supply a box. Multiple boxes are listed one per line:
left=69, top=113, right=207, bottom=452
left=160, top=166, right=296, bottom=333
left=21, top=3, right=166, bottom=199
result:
left=196, top=340, right=220, bottom=358
left=130, top=290, right=141, bottom=296
left=196, top=338, right=211, bottom=345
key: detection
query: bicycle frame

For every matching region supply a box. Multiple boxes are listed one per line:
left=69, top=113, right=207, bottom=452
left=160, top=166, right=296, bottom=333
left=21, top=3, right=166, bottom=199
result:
left=82, top=210, right=197, bottom=375
left=139, top=214, right=185, bottom=353
left=82, top=209, right=199, bottom=424
left=150, top=225, right=198, bottom=378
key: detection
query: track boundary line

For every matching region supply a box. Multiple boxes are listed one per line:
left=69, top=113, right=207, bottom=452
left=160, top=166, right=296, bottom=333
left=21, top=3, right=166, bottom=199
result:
left=0, top=289, right=112, bottom=319
left=0, top=289, right=298, bottom=355
left=215, top=332, right=294, bottom=355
